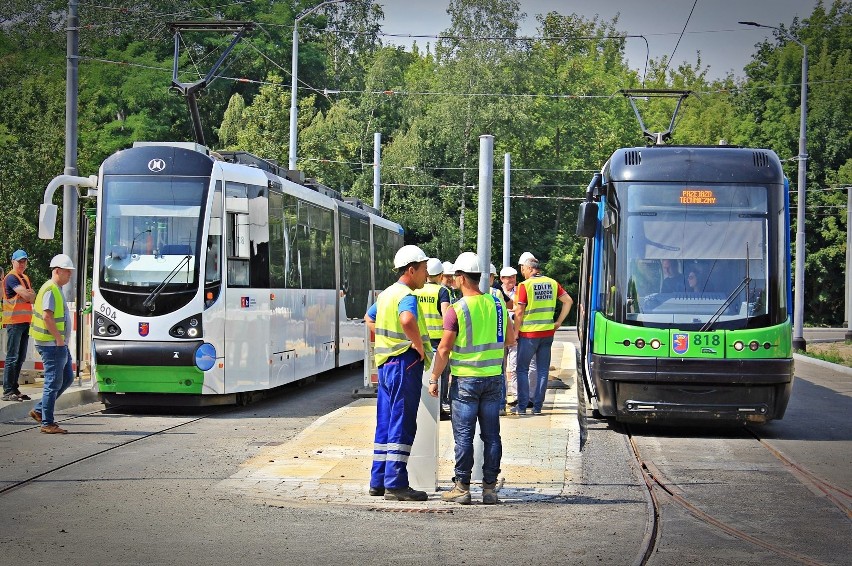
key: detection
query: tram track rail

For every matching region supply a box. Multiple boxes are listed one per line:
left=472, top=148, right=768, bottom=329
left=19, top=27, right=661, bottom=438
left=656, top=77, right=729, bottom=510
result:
left=0, top=407, right=228, bottom=497
left=624, top=423, right=831, bottom=566
left=0, top=406, right=120, bottom=439
left=746, top=427, right=852, bottom=521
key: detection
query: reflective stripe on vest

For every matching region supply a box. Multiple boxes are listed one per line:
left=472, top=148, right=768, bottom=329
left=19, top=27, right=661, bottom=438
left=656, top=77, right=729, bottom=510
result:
left=2, top=272, right=33, bottom=325
left=412, top=282, right=444, bottom=340
left=374, top=282, right=433, bottom=367
left=29, top=281, right=65, bottom=345
left=519, top=275, right=558, bottom=333
left=450, top=293, right=506, bottom=377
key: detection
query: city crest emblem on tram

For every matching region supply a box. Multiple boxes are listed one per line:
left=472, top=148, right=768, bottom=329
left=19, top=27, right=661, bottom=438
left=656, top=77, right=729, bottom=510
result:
left=672, top=333, right=689, bottom=355
left=139, top=322, right=150, bottom=337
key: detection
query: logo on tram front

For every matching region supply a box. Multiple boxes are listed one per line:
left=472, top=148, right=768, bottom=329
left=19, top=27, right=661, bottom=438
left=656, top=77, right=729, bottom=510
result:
left=147, top=158, right=166, bottom=172
left=672, top=333, right=689, bottom=355
left=139, top=322, right=150, bottom=337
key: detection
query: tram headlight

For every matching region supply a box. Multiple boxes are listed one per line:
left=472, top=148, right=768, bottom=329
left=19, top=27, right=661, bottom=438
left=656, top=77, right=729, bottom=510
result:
left=170, top=314, right=203, bottom=339
left=733, top=341, right=745, bottom=351
left=635, top=338, right=645, bottom=349
left=748, top=340, right=760, bottom=351
left=650, top=339, right=661, bottom=350
left=94, top=314, right=122, bottom=337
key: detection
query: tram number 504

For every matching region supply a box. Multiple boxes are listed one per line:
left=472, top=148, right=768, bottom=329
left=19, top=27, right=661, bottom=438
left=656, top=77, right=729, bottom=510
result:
left=693, top=334, right=721, bottom=346
left=99, top=303, right=118, bottom=321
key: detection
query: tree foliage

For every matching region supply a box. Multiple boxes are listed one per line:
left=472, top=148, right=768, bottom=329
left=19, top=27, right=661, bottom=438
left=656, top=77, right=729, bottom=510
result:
left=1, top=0, right=850, bottom=325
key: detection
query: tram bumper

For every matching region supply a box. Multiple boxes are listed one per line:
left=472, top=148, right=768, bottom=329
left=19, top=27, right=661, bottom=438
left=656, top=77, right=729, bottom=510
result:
left=94, top=339, right=205, bottom=395
left=590, top=354, right=794, bottom=423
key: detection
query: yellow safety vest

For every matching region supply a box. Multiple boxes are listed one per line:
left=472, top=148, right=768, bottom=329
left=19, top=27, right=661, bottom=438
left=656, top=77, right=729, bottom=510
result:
left=2, top=272, right=33, bottom=325
left=373, top=282, right=433, bottom=367
left=29, top=281, right=65, bottom=345
left=412, top=282, right=444, bottom=341
left=519, top=275, right=558, bottom=333
left=450, top=293, right=507, bottom=378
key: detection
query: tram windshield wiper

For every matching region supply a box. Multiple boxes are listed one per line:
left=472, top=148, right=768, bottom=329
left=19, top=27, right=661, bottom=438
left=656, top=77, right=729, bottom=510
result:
left=700, top=244, right=751, bottom=332
left=142, top=255, right=192, bottom=311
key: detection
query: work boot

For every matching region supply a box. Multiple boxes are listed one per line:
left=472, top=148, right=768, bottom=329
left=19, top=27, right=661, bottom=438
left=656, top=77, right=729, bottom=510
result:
left=384, top=486, right=427, bottom=501
left=368, top=486, right=385, bottom=496
left=441, top=478, right=471, bottom=505
left=482, top=481, right=499, bottom=505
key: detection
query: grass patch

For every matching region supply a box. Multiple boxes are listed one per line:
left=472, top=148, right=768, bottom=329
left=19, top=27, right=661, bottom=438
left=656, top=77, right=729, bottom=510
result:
left=802, top=341, right=852, bottom=367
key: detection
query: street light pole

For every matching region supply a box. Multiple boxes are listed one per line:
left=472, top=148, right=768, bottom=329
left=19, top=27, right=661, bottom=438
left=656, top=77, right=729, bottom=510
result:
left=740, top=21, right=808, bottom=351
left=288, top=0, right=350, bottom=172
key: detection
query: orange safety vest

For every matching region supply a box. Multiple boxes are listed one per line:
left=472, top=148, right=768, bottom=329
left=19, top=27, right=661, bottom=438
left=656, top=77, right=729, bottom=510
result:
left=2, top=272, right=33, bottom=326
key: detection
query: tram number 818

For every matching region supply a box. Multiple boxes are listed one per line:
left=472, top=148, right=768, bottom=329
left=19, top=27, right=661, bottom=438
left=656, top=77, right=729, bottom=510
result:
left=693, top=334, right=721, bottom=346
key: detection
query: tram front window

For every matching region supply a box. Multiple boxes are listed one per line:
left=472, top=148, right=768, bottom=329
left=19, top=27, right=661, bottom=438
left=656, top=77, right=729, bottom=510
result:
left=99, top=176, right=206, bottom=293
left=620, top=183, right=772, bottom=329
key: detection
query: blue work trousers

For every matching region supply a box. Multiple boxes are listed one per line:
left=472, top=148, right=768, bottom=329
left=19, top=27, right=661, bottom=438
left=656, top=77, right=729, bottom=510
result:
left=33, top=345, right=75, bottom=426
left=370, top=347, right=423, bottom=490
left=516, top=335, right=554, bottom=413
left=3, top=322, right=30, bottom=394
left=450, top=376, right=502, bottom=484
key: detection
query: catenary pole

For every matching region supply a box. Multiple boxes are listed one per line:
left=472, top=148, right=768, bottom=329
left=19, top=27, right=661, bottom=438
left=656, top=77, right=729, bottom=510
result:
left=64, top=0, right=80, bottom=301
left=288, top=0, right=350, bottom=172
left=503, top=153, right=511, bottom=270
left=846, top=187, right=852, bottom=341
left=373, top=132, right=381, bottom=211
left=740, top=21, right=808, bottom=351
left=477, top=136, right=494, bottom=294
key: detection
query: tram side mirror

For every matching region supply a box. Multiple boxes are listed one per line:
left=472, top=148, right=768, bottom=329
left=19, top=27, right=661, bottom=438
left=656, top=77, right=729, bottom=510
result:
left=576, top=202, right=598, bottom=238
left=39, top=203, right=59, bottom=240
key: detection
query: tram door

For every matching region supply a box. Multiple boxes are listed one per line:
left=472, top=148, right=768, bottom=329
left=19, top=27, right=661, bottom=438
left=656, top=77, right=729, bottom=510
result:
left=223, top=182, right=272, bottom=392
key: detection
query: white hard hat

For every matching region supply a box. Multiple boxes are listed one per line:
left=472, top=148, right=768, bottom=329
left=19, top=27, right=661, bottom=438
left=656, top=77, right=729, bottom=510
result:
left=454, top=252, right=482, bottom=274
left=518, top=251, right=536, bottom=266
left=489, top=263, right=497, bottom=275
left=426, top=257, right=443, bottom=276
left=500, top=266, right=517, bottom=277
left=49, top=253, right=76, bottom=270
left=442, top=261, right=455, bottom=275
left=393, top=245, right=428, bottom=269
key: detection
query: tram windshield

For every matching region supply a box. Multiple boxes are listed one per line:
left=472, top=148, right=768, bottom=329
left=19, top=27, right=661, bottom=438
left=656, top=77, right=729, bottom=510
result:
left=618, top=183, right=773, bottom=328
left=99, top=175, right=206, bottom=291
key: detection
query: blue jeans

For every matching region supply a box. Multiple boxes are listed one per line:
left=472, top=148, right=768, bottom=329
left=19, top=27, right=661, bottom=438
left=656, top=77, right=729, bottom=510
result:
left=450, top=376, right=502, bottom=484
left=516, top=335, right=554, bottom=413
left=3, top=322, right=30, bottom=394
left=33, top=345, right=75, bottom=426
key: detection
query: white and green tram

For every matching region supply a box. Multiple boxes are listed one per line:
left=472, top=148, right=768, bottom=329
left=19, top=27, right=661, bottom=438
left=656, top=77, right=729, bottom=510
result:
left=88, top=141, right=402, bottom=405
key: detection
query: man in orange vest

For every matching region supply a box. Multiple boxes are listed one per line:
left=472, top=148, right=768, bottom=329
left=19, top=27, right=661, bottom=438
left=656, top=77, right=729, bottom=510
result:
left=3, top=249, right=36, bottom=401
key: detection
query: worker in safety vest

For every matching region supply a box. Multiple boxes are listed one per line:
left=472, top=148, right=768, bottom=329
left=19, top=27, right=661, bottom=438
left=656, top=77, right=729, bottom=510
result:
left=365, top=245, right=433, bottom=501
left=2, top=249, right=36, bottom=402
left=428, top=252, right=514, bottom=504
left=413, top=257, right=451, bottom=419
left=441, top=261, right=461, bottom=304
left=29, top=254, right=76, bottom=433
left=513, top=254, right=572, bottom=415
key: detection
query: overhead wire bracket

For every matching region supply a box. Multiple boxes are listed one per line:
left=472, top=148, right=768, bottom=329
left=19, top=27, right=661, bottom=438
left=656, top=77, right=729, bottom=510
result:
left=168, top=20, right=255, bottom=146
left=619, top=89, right=692, bottom=146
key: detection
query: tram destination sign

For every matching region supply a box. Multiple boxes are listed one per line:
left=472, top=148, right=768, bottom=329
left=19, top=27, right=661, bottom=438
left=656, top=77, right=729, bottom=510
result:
left=680, top=189, right=717, bottom=205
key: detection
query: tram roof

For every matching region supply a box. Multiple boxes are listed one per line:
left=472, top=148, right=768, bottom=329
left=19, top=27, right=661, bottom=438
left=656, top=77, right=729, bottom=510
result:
left=605, top=146, right=785, bottom=185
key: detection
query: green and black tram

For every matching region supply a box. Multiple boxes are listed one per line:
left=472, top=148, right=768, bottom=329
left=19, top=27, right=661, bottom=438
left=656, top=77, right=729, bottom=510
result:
left=575, top=145, right=793, bottom=423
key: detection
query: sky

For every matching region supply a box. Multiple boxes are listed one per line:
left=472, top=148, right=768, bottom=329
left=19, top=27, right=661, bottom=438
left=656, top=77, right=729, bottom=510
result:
left=378, top=0, right=818, bottom=80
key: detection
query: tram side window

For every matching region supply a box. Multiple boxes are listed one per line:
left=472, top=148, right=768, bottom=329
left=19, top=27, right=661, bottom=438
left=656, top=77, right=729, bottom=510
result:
left=226, top=182, right=250, bottom=287
left=373, top=227, right=391, bottom=289
left=280, top=195, right=334, bottom=290
left=205, top=181, right=223, bottom=306
left=247, top=184, right=270, bottom=289
left=600, top=205, right=618, bottom=317
left=269, top=191, right=286, bottom=288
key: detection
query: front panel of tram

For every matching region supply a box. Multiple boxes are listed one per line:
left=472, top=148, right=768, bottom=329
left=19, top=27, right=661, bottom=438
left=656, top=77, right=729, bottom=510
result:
left=92, top=145, right=214, bottom=397
left=590, top=180, right=794, bottom=422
